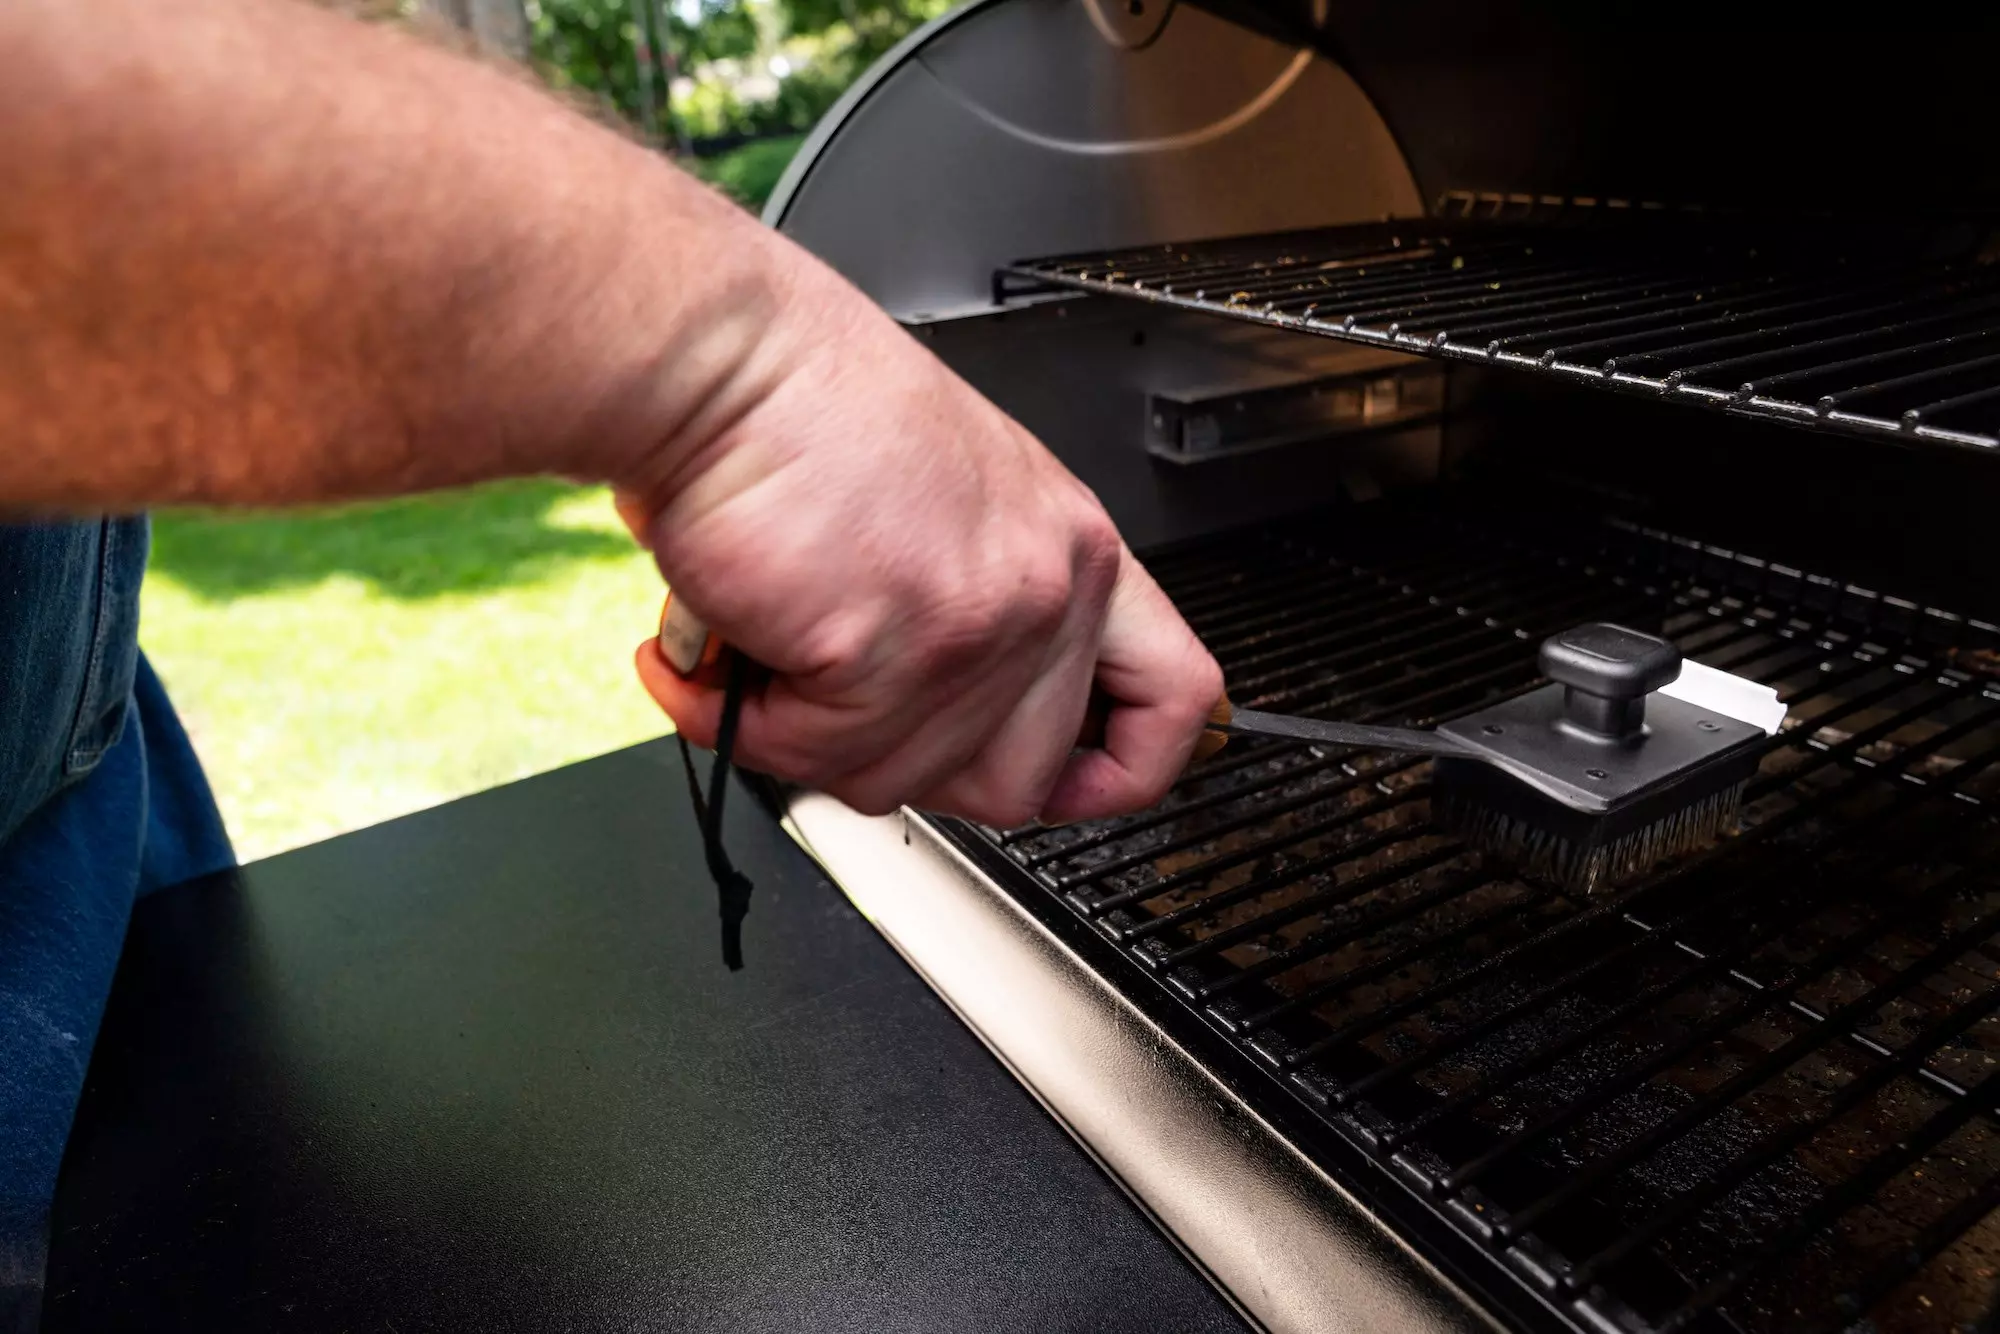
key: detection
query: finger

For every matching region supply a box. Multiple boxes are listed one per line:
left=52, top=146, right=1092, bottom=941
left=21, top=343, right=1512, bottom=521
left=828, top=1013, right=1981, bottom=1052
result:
left=641, top=604, right=1029, bottom=796
left=805, top=642, right=1052, bottom=815
left=816, top=526, right=1115, bottom=819
left=1038, top=552, right=1221, bottom=824
left=637, top=634, right=916, bottom=779
left=633, top=638, right=727, bottom=747
left=637, top=589, right=940, bottom=781
left=908, top=612, right=1103, bottom=827
left=724, top=672, right=934, bottom=790
left=642, top=633, right=1039, bottom=808
left=723, top=569, right=1076, bottom=797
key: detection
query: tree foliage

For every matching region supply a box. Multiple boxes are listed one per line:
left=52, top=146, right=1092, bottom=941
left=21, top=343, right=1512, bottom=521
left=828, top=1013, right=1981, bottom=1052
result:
left=529, top=0, right=755, bottom=125
left=669, top=0, right=759, bottom=64
left=527, top=0, right=951, bottom=143
left=780, top=0, right=949, bottom=64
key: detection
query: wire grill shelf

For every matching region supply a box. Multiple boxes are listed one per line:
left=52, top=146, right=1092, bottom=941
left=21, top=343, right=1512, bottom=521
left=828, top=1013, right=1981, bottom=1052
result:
left=1000, top=207, right=2000, bottom=453
left=962, top=496, right=2000, bottom=1333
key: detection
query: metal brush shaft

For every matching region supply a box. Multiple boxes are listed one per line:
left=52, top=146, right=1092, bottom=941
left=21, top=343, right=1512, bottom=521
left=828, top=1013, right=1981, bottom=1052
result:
left=1219, top=709, right=1478, bottom=758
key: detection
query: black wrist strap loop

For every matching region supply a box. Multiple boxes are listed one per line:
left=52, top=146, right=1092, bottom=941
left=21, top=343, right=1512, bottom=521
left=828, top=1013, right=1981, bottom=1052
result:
left=674, top=653, right=754, bottom=971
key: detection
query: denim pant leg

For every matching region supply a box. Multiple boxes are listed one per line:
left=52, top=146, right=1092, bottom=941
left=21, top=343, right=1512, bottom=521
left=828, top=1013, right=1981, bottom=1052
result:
left=0, top=519, right=233, bottom=1329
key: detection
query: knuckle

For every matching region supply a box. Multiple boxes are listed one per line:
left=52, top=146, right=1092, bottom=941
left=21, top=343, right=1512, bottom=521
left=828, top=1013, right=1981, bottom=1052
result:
left=1190, top=651, right=1226, bottom=712
left=1073, top=511, right=1122, bottom=586
left=1013, top=558, right=1072, bottom=638
left=793, top=610, right=875, bottom=681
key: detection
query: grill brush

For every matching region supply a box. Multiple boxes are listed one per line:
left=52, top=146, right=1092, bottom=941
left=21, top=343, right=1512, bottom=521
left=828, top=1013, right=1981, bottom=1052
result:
left=1207, top=623, right=1786, bottom=892
left=661, top=596, right=1784, bottom=893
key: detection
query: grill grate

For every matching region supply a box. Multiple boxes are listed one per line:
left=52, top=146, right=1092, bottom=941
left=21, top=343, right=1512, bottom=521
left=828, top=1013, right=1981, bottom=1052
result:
left=999, top=202, right=2000, bottom=453
left=963, top=497, right=2000, bottom=1333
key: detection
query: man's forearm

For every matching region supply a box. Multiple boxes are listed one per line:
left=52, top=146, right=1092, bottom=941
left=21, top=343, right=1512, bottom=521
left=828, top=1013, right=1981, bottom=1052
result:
left=3, top=0, right=1228, bottom=830
left=0, top=0, right=784, bottom=511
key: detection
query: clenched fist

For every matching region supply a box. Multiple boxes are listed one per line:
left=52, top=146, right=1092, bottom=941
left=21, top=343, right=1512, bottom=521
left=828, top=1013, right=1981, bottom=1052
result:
left=619, top=252, right=1222, bottom=828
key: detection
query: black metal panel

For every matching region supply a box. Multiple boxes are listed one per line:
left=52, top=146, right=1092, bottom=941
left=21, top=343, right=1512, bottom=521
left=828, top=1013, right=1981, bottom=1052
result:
left=959, top=494, right=2000, bottom=1333
left=1002, top=210, right=2000, bottom=453
left=42, top=742, right=1247, bottom=1334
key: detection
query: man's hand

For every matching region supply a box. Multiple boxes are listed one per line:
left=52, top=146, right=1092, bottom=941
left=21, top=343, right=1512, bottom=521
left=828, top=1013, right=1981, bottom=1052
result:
left=621, top=259, right=1222, bottom=827
left=0, top=0, right=1222, bottom=825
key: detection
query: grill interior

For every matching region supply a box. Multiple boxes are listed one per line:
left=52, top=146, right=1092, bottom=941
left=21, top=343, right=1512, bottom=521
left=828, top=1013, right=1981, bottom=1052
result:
left=957, top=493, right=2000, bottom=1333
left=998, top=198, right=2000, bottom=453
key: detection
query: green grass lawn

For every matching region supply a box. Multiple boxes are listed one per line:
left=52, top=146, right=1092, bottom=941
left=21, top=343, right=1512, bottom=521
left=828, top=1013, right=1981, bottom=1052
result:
left=142, top=481, right=674, bottom=862
left=687, top=133, right=806, bottom=211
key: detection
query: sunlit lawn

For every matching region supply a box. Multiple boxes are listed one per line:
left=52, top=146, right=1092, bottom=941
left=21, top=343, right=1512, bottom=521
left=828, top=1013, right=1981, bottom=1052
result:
left=142, top=481, right=673, bottom=862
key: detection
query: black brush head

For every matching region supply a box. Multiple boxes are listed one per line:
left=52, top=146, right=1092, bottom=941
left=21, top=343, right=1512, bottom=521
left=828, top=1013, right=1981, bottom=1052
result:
left=1433, top=751, right=1757, bottom=893
left=1428, top=624, right=1774, bottom=892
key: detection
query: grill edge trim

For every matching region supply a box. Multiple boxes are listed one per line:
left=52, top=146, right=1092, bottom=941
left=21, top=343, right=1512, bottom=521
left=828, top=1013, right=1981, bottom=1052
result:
left=784, top=792, right=1504, bottom=1334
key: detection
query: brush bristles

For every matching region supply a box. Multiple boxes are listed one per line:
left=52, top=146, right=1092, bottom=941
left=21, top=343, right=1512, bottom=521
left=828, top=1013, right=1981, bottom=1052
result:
left=1436, top=781, right=1748, bottom=894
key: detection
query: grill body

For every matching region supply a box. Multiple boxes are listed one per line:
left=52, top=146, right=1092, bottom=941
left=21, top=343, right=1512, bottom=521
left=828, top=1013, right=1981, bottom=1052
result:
left=766, top=5, right=2000, bottom=1331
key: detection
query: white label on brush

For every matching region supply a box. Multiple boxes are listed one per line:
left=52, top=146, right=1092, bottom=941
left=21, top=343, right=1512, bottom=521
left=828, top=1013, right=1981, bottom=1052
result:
left=1657, top=660, right=1787, bottom=735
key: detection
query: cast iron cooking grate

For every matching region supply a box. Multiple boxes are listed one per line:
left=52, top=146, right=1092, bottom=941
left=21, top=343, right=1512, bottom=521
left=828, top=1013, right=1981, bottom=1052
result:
left=998, top=199, right=2000, bottom=453
left=966, top=496, right=2000, bottom=1333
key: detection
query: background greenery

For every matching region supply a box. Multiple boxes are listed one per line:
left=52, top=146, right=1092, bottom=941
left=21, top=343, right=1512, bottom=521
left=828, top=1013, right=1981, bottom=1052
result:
left=688, top=131, right=805, bottom=207
left=528, top=0, right=949, bottom=145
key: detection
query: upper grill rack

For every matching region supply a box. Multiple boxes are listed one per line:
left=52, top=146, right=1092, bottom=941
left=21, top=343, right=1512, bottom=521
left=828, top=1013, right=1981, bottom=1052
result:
left=999, top=209, right=2000, bottom=452
left=964, top=497, right=2000, bottom=1334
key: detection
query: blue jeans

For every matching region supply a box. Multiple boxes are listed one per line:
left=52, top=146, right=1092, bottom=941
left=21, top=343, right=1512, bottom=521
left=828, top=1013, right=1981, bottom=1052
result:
left=0, top=517, right=233, bottom=1330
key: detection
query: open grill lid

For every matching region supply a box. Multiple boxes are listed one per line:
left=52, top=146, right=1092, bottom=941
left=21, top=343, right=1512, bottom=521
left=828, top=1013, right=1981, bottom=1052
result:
left=769, top=0, right=2000, bottom=315
left=762, top=0, right=1420, bottom=318
left=771, top=0, right=2000, bottom=451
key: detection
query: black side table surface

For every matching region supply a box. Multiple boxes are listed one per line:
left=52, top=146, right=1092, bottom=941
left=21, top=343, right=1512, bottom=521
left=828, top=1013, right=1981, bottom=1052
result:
left=43, top=741, right=1243, bottom=1332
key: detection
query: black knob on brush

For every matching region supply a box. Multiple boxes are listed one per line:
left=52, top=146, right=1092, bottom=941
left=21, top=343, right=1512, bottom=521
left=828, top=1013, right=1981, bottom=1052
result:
left=1540, top=623, right=1682, bottom=741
